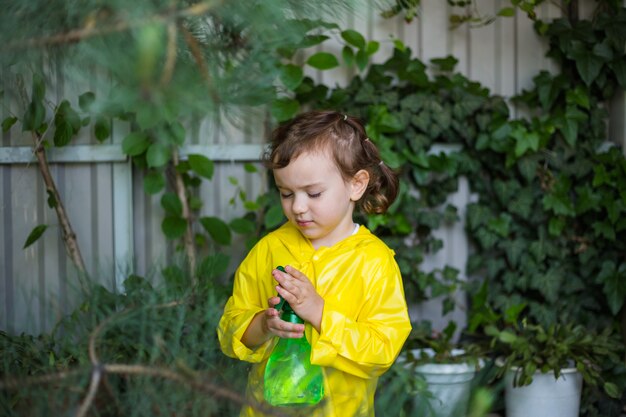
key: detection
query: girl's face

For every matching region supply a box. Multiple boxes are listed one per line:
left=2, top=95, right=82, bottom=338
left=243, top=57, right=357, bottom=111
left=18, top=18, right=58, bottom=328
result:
left=273, top=150, right=368, bottom=250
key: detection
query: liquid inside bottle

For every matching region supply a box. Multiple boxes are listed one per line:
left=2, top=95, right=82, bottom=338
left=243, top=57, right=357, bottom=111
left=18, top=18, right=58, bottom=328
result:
left=264, top=268, right=324, bottom=406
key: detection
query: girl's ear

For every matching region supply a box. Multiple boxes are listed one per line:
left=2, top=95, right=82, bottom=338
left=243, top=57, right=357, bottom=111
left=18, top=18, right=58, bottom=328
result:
left=350, top=169, right=370, bottom=201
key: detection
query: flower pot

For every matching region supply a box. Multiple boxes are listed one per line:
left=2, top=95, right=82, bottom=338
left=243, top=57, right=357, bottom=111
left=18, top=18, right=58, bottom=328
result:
left=504, top=366, right=582, bottom=417
left=400, top=348, right=481, bottom=417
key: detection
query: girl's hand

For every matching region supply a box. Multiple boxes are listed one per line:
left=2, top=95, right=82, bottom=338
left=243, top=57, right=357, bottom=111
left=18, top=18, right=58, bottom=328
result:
left=272, top=265, right=324, bottom=332
left=241, top=295, right=305, bottom=348
left=263, top=295, right=305, bottom=339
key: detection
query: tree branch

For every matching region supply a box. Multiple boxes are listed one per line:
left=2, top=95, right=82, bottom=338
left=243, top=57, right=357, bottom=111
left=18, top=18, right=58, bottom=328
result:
left=180, top=25, right=221, bottom=103
left=172, top=150, right=197, bottom=284
left=32, top=135, right=87, bottom=277
left=4, top=1, right=223, bottom=50
left=75, top=365, right=103, bottom=417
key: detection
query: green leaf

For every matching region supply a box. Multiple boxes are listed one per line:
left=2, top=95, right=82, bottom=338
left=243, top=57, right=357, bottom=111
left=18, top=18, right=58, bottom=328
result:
left=146, top=143, right=170, bottom=168
left=548, top=217, right=566, bottom=236
left=244, top=200, right=260, bottom=211
left=22, top=100, right=46, bottom=132
left=161, top=216, right=186, bottom=239
left=609, top=58, right=626, bottom=88
left=430, top=56, right=459, bottom=72
left=306, top=52, right=339, bottom=70
left=122, top=132, right=150, bottom=156
left=503, top=239, right=526, bottom=268
left=543, top=193, right=575, bottom=216
left=200, top=216, right=232, bottom=246
left=78, top=92, right=95, bottom=112
left=144, top=170, right=165, bottom=194
left=136, top=104, right=161, bottom=130
left=565, top=86, right=590, bottom=109
left=498, top=331, right=518, bottom=344
left=511, top=127, right=540, bottom=157
left=356, top=49, right=369, bottom=71
left=604, top=382, right=621, bottom=399
left=280, top=64, right=304, bottom=90
left=46, top=190, right=57, bottom=208
left=229, top=217, right=256, bottom=234
left=571, top=42, right=603, bottom=86
left=265, top=205, right=285, bottom=229
left=189, top=195, right=202, bottom=211
left=23, top=224, right=47, bottom=249
left=517, top=156, right=538, bottom=183
left=271, top=98, right=299, bottom=122
left=244, top=163, right=257, bottom=173
left=299, top=34, right=330, bottom=48
left=592, top=40, right=613, bottom=61
left=57, top=100, right=82, bottom=132
left=504, top=303, right=526, bottom=324
left=32, top=73, right=45, bottom=101
left=2, top=116, right=17, bottom=132
left=533, top=267, right=563, bottom=303
left=393, top=39, right=406, bottom=52
left=94, top=117, right=110, bottom=142
left=188, top=154, right=214, bottom=180
left=497, top=7, right=515, bottom=17
left=342, top=46, right=355, bottom=67
left=559, top=117, right=578, bottom=147
left=593, top=220, right=616, bottom=240
left=166, top=122, right=186, bottom=146
left=604, top=268, right=626, bottom=315
left=487, top=215, right=510, bottom=237
left=592, top=164, right=611, bottom=187
left=160, top=193, right=182, bottom=216
left=341, top=29, right=366, bottom=49
left=365, top=41, right=380, bottom=56
left=53, top=119, right=73, bottom=147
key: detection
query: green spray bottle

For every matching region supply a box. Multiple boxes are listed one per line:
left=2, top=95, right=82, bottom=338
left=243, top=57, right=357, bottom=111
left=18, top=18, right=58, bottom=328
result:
left=263, top=266, right=324, bottom=407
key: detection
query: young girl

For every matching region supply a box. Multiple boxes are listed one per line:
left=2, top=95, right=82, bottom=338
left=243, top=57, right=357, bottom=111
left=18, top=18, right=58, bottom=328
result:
left=218, top=110, right=411, bottom=417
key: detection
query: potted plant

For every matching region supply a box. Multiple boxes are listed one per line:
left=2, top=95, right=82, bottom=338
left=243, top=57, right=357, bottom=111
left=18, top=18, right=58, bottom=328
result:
left=472, top=299, right=622, bottom=417
left=398, top=320, right=486, bottom=417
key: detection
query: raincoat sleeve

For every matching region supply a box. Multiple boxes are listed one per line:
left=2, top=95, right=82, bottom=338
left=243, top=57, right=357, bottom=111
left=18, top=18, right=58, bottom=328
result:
left=310, top=249, right=411, bottom=379
left=217, top=241, right=276, bottom=363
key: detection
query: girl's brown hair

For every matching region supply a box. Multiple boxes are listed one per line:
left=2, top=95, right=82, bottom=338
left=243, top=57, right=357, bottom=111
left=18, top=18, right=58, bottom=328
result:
left=264, top=110, right=399, bottom=214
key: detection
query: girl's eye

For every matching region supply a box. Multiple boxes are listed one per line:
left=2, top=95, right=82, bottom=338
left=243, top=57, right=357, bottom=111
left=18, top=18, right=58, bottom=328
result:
left=308, top=192, right=321, bottom=198
left=280, top=193, right=293, bottom=199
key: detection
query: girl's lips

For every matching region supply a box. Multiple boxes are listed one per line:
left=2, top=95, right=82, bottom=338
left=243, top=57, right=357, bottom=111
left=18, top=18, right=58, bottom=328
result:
left=296, top=220, right=313, bottom=227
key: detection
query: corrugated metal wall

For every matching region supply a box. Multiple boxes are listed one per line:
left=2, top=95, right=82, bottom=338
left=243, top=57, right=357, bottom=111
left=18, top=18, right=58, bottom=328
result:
left=3, top=1, right=621, bottom=335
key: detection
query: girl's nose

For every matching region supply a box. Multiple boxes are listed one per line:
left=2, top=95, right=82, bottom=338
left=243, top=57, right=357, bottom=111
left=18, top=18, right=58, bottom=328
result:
left=291, top=194, right=307, bottom=214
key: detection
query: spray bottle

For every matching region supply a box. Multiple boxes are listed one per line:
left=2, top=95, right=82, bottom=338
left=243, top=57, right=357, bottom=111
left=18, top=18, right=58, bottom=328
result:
left=263, top=266, right=324, bottom=406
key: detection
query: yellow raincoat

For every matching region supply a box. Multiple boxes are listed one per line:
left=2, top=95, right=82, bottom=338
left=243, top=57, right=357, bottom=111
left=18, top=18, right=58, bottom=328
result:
left=218, top=222, right=411, bottom=417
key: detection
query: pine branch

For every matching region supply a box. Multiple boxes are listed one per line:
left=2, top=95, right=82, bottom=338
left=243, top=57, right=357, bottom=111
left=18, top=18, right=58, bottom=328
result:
left=0, top=298, right=291, bottom=417
left=4, top=1, right=224, bottom=50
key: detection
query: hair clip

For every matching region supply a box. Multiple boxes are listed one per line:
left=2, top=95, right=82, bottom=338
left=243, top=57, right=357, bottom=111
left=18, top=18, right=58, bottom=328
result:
left=343, top=114, right=348, bottom=121
left=378, top=160, right=384, bottom=167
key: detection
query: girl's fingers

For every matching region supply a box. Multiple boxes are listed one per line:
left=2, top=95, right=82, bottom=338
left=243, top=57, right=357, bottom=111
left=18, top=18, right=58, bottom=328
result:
left=284, top=265, right=305, bottom=281
left=268, top=295, right=281, bottom=308
left=268, top=320, right=304, bottom=338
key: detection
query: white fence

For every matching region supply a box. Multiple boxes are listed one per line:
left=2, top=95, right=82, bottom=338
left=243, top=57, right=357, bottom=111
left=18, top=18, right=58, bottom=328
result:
left=2, top=1, right=623, bottom=335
